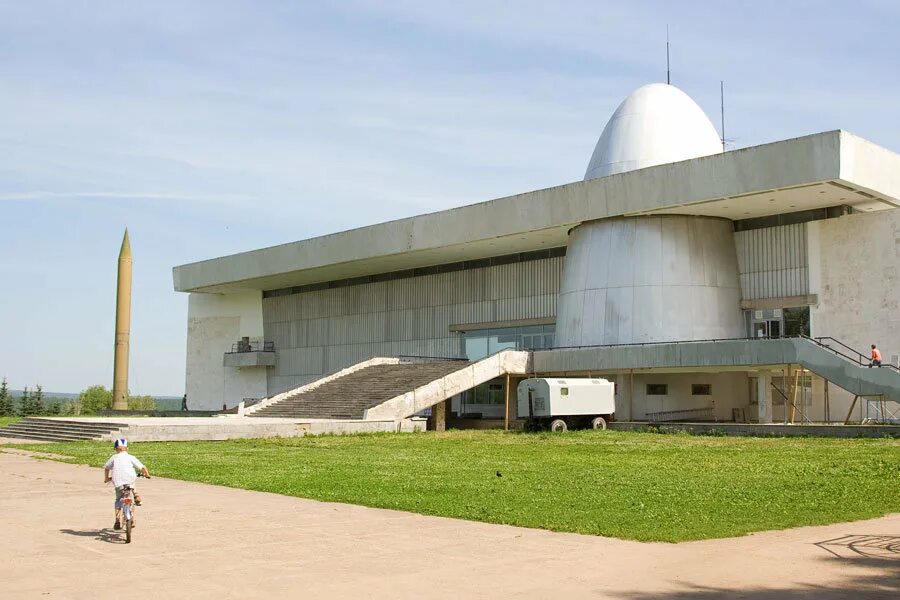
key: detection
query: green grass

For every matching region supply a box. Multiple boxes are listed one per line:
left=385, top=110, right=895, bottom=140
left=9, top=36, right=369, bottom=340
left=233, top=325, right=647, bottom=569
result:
left=0, top=417, right=21, bottom=427
left=8, top=430, right=899, bottom=542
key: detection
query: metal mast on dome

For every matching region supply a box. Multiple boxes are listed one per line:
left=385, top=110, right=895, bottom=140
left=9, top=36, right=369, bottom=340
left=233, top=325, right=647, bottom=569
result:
left=666, top=26, right=670, bottom=85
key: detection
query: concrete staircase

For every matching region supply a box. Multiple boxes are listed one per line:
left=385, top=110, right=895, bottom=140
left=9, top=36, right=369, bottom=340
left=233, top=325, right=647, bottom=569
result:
left=0, top=418, right=126, bottom=442
left=251, top=359, right=472, bottom=419
left=800, top=338, right=900, bottom=402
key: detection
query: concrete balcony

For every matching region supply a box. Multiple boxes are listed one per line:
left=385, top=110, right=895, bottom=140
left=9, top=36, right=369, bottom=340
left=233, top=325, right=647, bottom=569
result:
left=224, top=339, right=276, bottom=368
left=223, top=351, right=276, bottom=368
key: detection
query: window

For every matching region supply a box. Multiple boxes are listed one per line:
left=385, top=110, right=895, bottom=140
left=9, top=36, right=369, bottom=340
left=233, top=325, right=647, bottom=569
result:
left=460, top=324, right=556, bottom=359
left=783, top=307, right=811, bottom=337
left=692, top=384, right=712, bottom=396
left=560, top=387, right=569, bottom=396
left=646, top=384, right=668, bottom=396
left=460, top=381, right=507, bottom=408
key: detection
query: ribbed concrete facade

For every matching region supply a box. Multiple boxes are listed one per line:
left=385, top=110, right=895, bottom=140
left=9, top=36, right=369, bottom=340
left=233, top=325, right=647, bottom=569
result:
left=263, top=255, right=564, bottom=395
left=556, top=215, right=745, bottom=347
left=735, top=223, right=809, bottom=299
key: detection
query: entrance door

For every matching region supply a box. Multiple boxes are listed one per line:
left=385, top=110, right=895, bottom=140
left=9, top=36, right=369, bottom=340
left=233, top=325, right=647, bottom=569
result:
left=749, top=313, right=784, bottom=338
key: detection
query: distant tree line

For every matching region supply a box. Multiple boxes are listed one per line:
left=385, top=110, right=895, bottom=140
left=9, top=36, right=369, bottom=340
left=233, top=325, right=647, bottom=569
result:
left=0, top=378, right=155, bottom=417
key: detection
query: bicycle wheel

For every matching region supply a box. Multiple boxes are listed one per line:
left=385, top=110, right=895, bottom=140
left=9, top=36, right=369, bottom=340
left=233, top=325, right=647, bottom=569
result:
left=125, top=516, right=132, bottom=543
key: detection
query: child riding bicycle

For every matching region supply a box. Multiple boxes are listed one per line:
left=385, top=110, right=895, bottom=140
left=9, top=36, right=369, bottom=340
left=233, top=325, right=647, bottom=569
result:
left=103, top=438, right=150, bottom=530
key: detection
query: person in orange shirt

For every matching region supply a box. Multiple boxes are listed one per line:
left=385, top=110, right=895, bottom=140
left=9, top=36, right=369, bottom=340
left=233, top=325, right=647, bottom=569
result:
left=870, top=344, right=882, bottom=367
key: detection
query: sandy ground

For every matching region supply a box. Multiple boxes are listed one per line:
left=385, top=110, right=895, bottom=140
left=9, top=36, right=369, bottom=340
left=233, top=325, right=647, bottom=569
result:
left=0, top=450, right=897, bottom=600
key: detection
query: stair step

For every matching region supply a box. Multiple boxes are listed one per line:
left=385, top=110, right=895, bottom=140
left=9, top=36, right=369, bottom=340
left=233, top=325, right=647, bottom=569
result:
left=0, top=417, right=128, bottom=443
left=0, top=429, right=102, bottom=442
left=252, top=359, right=470, bottom=419
left=23, top=418, right=127, bottom=428
left=4, top=422, right=123, bottom=434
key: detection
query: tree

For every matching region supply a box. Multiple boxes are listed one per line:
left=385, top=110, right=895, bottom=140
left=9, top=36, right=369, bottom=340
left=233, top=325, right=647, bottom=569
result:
left=78, top=385, right=113, bottom=415
left=127, top=394, right=157, bottom=411
left=31, top=385, right=44, bottom=416
left=0, top=378, right=13, bottom=416
left=18, top=387, right=29, bottom=416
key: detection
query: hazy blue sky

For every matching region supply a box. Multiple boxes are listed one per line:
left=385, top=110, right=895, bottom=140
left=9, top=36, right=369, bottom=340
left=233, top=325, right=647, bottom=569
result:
left=2, top=1, right=899, bottom=395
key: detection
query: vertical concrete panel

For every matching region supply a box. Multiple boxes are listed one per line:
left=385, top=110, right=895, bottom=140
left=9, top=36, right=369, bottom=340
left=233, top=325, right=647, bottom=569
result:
left=735, top=222, right=809, bottom=299
left=560, top=225, right=592, bottom=293
left=632, top=285, right=663, bottom=342
left=662, top=216, right=692, bottom=285
left=558, top=216, right=743, bottom=346
left=607, top=219, right=635, bottom=288
left=633, top=217, right=663, bottom=287
left=257, top=256, right=564, bottom=388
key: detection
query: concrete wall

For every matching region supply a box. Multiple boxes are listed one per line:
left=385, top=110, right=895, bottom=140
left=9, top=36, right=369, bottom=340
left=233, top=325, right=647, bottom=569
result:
left=556, top=216, right=744, bottom=346
left=808, top=207, right=900, bottom=419
left=185, top=291, right=267, bottom=410
left=263, top=256, right=563, bottom=395
left=540, top=371, right=749, bottom=422
left=628, top=372, right=750, bottom=421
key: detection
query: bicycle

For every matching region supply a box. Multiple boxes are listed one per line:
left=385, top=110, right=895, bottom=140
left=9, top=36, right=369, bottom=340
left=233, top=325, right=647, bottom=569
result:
left=113, top=472, right=149, bottom=543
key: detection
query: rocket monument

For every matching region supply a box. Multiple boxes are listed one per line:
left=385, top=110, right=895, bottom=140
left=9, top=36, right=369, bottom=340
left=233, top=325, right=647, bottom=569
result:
left=112, top=229, right=132, bottom=410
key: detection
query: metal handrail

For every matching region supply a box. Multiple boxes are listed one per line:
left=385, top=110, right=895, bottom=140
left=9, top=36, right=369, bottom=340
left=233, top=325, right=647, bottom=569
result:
left=805, top=336, right=899, bottom=372
left=227, top=341, right=276, bottom=353
left=545, top=334, right=899, bottom=372
left=550, top=335, right=788, bottom=351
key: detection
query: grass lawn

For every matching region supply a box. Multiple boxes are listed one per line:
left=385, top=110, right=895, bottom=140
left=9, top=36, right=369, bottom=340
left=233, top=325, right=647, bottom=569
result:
left=8, top=430, right=899, bottom=542
left=0, top=417, right=21, bottom=427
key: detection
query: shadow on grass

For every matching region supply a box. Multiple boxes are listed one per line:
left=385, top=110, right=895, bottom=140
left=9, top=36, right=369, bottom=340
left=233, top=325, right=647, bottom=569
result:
left=613, top=535, right=899, bottom=599
left=60, top=528, right=125, bottom=544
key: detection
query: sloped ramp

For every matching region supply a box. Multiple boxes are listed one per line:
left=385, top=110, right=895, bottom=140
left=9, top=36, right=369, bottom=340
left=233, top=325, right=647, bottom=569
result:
left=248, top=357, right=474, bottom=419
left=533, top=337, right=900, bottom=402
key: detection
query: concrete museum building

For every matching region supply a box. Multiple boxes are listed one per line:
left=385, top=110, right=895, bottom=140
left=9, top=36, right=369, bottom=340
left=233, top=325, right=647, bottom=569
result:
left=174, top=83, right=900, bottom=427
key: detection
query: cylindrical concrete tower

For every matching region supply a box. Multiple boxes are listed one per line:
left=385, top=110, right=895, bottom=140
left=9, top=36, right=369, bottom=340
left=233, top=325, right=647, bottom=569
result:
left=557, top=84, right=744, bottom=347
left=112, top=229, right=132, bottom=410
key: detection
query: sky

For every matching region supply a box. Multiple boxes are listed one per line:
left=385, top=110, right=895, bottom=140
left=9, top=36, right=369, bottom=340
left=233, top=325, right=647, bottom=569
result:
left=2, top=0, right=899, bottom=395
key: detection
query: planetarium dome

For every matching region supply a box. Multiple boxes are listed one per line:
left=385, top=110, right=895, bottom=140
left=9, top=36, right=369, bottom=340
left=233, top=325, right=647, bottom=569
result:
left=584, top=83, right=722, bottom=181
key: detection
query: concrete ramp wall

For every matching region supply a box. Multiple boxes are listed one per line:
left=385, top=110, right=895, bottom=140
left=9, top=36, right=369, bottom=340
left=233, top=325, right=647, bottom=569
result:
left=364, top=350, right=531, bottom=420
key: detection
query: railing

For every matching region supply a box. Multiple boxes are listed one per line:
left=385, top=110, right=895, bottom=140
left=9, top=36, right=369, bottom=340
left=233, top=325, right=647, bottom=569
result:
left=865, top=398, right=900, bottom=424
left=646, top=406, right=716, bottom=423
left=227, top=341, right=275, bottom=353
left=548, top=335, right=900, bottom=373
left=551, top=335, right=767, bottom=351
left=806, top=336, right=900, bottom=372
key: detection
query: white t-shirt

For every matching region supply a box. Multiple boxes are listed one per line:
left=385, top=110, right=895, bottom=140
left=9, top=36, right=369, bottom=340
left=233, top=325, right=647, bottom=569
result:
left=104, top=452, right=145, bottom=487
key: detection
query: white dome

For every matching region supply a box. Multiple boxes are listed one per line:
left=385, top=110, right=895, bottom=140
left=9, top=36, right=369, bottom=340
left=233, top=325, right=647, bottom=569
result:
left=584, top=83, right=722, bottom=181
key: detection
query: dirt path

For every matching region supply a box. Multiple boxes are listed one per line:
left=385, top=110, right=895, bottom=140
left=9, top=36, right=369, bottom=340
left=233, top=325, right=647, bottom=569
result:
left=1, top=451, right=896, bottom=599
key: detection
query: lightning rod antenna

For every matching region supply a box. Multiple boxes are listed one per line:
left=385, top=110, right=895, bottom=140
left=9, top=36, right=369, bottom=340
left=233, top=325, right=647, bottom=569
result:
left=720, top=80, right=726, bottom=152
left=666, top=26, right=671, bottom=85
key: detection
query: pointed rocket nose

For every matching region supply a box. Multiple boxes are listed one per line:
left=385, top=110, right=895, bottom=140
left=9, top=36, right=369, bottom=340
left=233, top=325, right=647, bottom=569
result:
left=119, top=229, right=132, bottom=258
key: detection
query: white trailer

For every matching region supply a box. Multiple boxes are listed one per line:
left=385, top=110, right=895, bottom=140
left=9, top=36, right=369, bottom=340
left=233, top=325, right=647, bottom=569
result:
left=517, top=377, right=615, bottom=432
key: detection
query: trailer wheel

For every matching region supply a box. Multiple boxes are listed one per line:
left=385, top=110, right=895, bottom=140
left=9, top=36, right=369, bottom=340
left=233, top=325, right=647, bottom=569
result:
left=591, top=416, right=607, bottom=430
left=549, top=419, right=568, bottom=433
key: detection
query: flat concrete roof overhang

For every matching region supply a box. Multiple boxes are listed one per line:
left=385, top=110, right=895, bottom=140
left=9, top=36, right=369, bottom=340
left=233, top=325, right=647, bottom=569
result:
left=174, top=130, right=900, bottom=293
